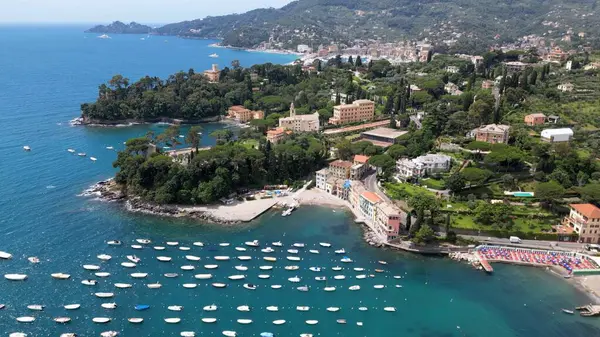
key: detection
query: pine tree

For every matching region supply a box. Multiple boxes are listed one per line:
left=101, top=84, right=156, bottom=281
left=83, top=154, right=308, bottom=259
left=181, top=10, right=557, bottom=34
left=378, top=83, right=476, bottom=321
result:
left=316, top=60, right=322, bottom=72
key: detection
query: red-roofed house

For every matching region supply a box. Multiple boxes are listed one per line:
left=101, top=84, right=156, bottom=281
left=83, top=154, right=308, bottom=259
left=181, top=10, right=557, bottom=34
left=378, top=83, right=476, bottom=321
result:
left=329, top=160, right=353, bottom=179
left=354, top=155, right=370, bottom=164
left=563, top=204, right=600, bottom=243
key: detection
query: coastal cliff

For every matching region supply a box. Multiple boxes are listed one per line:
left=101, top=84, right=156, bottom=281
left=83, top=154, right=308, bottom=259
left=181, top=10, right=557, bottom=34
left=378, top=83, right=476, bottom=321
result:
left=86, top=21, right=152, bottom=34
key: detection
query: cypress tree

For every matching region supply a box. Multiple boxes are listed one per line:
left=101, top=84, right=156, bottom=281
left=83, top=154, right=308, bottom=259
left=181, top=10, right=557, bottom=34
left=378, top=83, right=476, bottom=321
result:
left=355, top=55, right=363, bottom=67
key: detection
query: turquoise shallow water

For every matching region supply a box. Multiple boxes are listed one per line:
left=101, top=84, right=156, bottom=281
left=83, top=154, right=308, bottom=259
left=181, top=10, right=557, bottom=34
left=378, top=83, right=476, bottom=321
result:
left=0, top=25, right=599, bottom=337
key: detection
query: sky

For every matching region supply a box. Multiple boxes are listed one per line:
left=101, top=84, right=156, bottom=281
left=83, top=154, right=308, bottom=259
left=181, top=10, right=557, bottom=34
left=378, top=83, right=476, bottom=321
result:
left=0, top=0, right=294, bottom=24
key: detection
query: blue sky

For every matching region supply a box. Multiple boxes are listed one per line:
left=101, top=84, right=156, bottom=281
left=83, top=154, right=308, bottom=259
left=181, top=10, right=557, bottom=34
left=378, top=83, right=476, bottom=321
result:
left=1, top=0, right=293, bottom=23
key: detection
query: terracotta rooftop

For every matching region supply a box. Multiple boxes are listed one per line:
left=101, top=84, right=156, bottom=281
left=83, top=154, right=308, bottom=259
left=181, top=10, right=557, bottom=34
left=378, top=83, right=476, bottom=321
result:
left=570, top=204, right=600, bottom=219
left=526, top=113, right=546, bottom=118
left=228, top=105, right=249, bottom=112
left=361, top=191, right=382, bottom=204
left=329, top=160, right=353, bottom=168
left=354, top=155, right=370, bottom=164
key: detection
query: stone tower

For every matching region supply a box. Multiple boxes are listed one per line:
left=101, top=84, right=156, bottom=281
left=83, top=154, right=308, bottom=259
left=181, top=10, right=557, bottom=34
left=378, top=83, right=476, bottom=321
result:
left=290, top=102, right=296, bottom=117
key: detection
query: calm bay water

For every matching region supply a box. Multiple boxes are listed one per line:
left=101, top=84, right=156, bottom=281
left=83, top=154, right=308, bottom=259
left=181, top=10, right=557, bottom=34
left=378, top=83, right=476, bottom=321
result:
left=0, top=25, right=599, bottom=337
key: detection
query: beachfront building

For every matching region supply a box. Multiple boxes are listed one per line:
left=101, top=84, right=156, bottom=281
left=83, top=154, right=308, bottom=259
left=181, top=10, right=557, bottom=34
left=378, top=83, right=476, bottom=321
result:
left=473, top=124, right=511, bottom=144
left=359, top=128, right=408, bottom=148
left=204, top=64, right=220, bottom=82
left=351, top=155, right=370, bottom=179
left=541, top=128, right=573, bottom=143
left=375, top=202, right=402, bottom=241
left=266, top=127, right=291, bottom=144
left=563, top=204, right=600, bottom=244
left=359, top=191, right=382, bottom=223
left=227, top=105, right=265, bottom=123
left=316, top=168, right=329, bottom=190
left=328, top=100, right=375, bottom=125
left=396, top=153, right=452, bottom=180
left=279, top=103, right=320, bottom=132
left=524, top=113, right=546, bottom=126
left=328, top=160, right=353, bottom=179
left=326, top=178, right=351, bottom=200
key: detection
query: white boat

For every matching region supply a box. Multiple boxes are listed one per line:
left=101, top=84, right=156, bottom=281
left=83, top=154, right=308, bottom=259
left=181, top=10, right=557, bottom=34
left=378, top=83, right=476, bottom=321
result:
left=82, top=279, right=97, bottom=285
left=97, top=34, right=111, bottom=39
left=293, top=243, right=305, bottom=248
left=272, top=319, right=286, bottom=325
left=16, top=316, right=35, bottom=323
left=237, top=319, right=252, bottom=324
left=64, top=304, right=80, bottom=310
left=147, top=283, right=162, bottom=290
left=266, top=306, right=279, bottom=312
left=77, top=153, right=86, bottom=157
left=95, top=292, right=114, bottom=298
left=5, top=274, right=27, bottom=281
left=131, top=273, right=148, bottom=278
left=237, top=306, right=250, bottom=313
left=54, top=316, right=72, bottom=323
left=127, top=255, right=141, bottom=263
left=259, top=265, right=273, bottom=270
left=235, top=247, right=246, bottom=251
left=357, top=322, right=363, bottom=326
left=121, top=262, right=136, bottom=268
left=27, top=256, right=40, bottom=263
left=324, top=286, right=336, bottom=292
left=327, top=307, right=340, bottom=312
left=183, top=283, right=197, bottom=288
left=309, top=267, right=321, bottom=272
left=287, top=249, right=298, bottom=254
left=354, top=267, right=365, bottom=271
left=23, top=146, right=31, bottom=151
left=92, top=317, right=111, bottom=323
left=193, top=242, right=204, bottom=247
left=349, top=285, right=360, bottom=291
left=285, top=265, right=299, bottom=270
left=214, top=256, right=230, bottom=261
left=90, top=157, right=97, bottom=162
left=341, top=257, right=353, bottom=263
left=179, top=246, right=190, bottom=251
left=212, top=283, right=227, bottom=288
left=181, top=332, right=195, bottom=337
left=319, top=242, right=331, bottom=247
left=222, top=331, right=236, bottom=337
left=297, top=285, right=309, bottom=292
left=97, top=254, right=112, bottom=261
left=154, top=246, right=165, bottom=251
left=95, top=272, right=110, bottom=277
left=164, top=273, right=179, bottom=278
left=100, top=332, right=119, bottom=337
left=315, top=276, right=326, bottom=281
left=271, top=284, right=282, bottom=289
left=358, top=307, right=368, bottom=311
left=309, top=250, right=319, bottom=254
left=219, top=243, right=230, bottom=247
left=165, top=318, right=181, bottom=324
left=67, top=148, right=76, bottom=153
left=157, top=256, right=172, bottom=262
left=51, top=273, right=70, bottom=279
left=243, top=283, right=257, bottom=290
left=272, top=241, right=282, bottom=247
left=136, top=239, right=151, bottom=244
left=394, top=275, right=402, bottom=279
left=258, top=274, right=270, bottom=279
left=334, top=275, right=346, bottom=280
left=101, top=303, right=117, bottom=309
left=245, top=240, right=259, bottom=247
left=288, top=276, right=301, bottom=283
left=384, top=306, right=397, bottom=312
left=335, top=249, right=345, bottom=254
left=209, top=53, right=219, bottom=58
left=166, top=241, right=179, bottom=246
left=264, top=257, right=277, bottom=262
left=168, top=305, right=183, bottom=311
left=235, top=265, right=248, bottom=271
left=27, top=305, right=44, bottom=311
left=195, top=274, right=213, bottom=280
left=261, top=247, right=274, bottom=253
left=10, top=333, right=28, bottom=337
left=181, top=265, right=195, bottom=271
left=332, top=266, right=342, bottom=271
left=131, top=245, right=143, bottom=249
left=205, top=264, right=218, bottom=269
left=374, top=284, right=385, bottom=289
left=0, top=251, right=13, bottom=259
left=238, top=256, right=252, bottom=261
left=107, top=240, right=121, bottom=246
left=202, top=317, right=217, bottom=323
left=287, top=256, right=301, bottom=261
left=186, top=255, right=201, bottom=261
left=282, top=208, right=293, bottom=217
left=128, top=318, right=144, bottom=324
left=114, top=283, right=132, bottom=288
left=106, top=146, right=114, bottom=150
left=356, top=274, right=366, bottom=279
left=296, top=306, right=310, bottom=311
left=306, top=320, right=319, bottom=325
left=378, top=260, right=388, bottom=265
left=203, top=304, right=218, bottom=311
left=228, top=275, right=245, bottom=280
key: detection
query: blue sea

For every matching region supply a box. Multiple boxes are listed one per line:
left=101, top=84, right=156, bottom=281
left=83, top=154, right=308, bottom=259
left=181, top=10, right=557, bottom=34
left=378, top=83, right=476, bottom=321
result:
left=0, top=25, right=598, bottom=337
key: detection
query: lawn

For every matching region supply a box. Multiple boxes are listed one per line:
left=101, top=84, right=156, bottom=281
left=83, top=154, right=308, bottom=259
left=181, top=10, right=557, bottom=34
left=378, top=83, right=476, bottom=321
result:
left=241, top=139, right=259, bottom=149
left=422, top=178, right=446, bottom=190
left=450, top=214, right=557, bottom=234
left=384, top=182, right=435, bottom=200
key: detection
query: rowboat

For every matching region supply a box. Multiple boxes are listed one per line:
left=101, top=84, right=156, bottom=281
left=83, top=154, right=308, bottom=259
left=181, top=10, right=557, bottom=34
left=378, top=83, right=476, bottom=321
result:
left=128, top=318, right=144, bottom=323
left=202, top=317, right=217, bottom=323
left=51, top=273, right=70, bottom=279
left=92, top=317, right=111, bottom=323
left=194, top=274, right=213, bottom=280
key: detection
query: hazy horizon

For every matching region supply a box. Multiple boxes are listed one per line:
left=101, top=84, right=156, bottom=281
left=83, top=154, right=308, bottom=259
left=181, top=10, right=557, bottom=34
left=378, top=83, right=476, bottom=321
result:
left=0, top=0, right=294, bottom=24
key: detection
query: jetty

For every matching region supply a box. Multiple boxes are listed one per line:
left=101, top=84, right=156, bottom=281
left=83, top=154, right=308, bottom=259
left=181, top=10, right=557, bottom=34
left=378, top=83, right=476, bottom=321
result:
left=576, top=304, right=600, bottom=317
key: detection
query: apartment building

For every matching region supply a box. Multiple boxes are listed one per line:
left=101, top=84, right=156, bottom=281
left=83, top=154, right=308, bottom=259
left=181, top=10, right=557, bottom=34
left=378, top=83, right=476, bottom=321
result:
left=227, top=105, right=264, bottom=123
left=279, top=103, right=320, bottom=132
left=328, top=160, right=353, bottom=179
left=328, top=100, right=375, bottom=125
left=563, top=204, right=600, bottom=244
left=474, top=124, right=511, bottom=144
left=266, top=127, right=290, bottom=144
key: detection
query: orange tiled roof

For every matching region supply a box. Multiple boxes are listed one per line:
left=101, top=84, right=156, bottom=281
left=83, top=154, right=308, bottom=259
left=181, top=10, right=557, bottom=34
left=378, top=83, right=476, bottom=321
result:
left=267, top=127, right=286, bottom=136
left=330, top=160, right=353, bottom=168
left=228, top=105, right=248, bottom=112
left=570, top=204, right=600, bottom=219
left=361, top=191, right=382, bottom=204
left=354, top=155, right=370, bottom=164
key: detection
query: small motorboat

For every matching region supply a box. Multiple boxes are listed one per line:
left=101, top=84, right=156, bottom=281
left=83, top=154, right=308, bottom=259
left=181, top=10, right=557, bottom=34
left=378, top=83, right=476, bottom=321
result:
left=135, top=304, right=150, bottom=311
left=214, top=256, right=230, bottom=261
left=219, top=243, right=230, bottom=247
left=202, top=317, right=217, bottom=323
left=27, top=257, right=40, bottom=264
left=136, top=239, right=151, bottom=244
left=183, top=283, right=197, bottom=288
left=334, top=275, right=346, bottom=280
left=238, top=256, right=252, bottom=261
left=77, top=153, right=86, bottom=157
left=0, top=251, right=13, bottom=259
left=128, top=318, right=144, bottom=324
left=261, top=247, right=274, bottom=253
left=131, top=244, right=143, bottom=249
left=95, top=292, right=114, bottom=298
left=5, top=274, right=27, bottom=281
left=181, top=332, right=195, bottom=337
left=121, top=262, right=136, bottom=268
left=358, top=307, right=368, bottom=311
left=337, top=319, right=347, bottom=324
left=95, top=272, right=110, bottom=277
left=64, top=304, right=80, bottom=310
left=229, top=275, right=245, bottom=280
left=285, top=265, right=299, bottom=271
left=235, top=247, right=246, bottom=251
left=107, top=240, right=121, bottom=246
left=319, top=242, right=331, bottom=247
left=147, top=282, right=161, bottom=289
left=287, top=249, right=298, bottom=254
left=106, top=146, right=114, bottom=150
left=300, top=334, right=313, bottom=337
left=306, top=320, right=319, bottom=325
left=168, top=305, right=183, bottom=311
left=288, top=276, right=301, bottom=283
left=164, top=273, right=179, bottom=278
left=315, top=276, right=326, bottom=281
left=100, top=331, right=118, bottom=337
left=16, top=316, right=35, bottom=323
left=181, top=265, right=195, bottom=271
left=260, top=265, right=273, bottom=270
left=245, top=240, right=259, bottom=247
left=222, top=331, right=236, bottom=337
left=209, top=53, right=219, bottom=58
left=272, top=241, right=283, bottom=247
left=10, top=333, right=28, bottom=337
left=297, top=285, right=309, bottom=292
left=271, top=284, right=282, bottom=289
left=54, top=317, right=71, bottom=324
left=272, top=319, right=286, bottom=325
left=296, top=306, right=310, bottom=311
left=186, top=255, right=201, bottom=261
left=375, top=269, right=385, bottom=273
left=562, top=309, right=574, bottom=314
left=243, top=283, right=257, bottom=290
left=92, top=317, right=111, bottom=324
left=378, top=260, right=388, bottom=265
left=195, top=274, right=213, bottom=280
left=23, top=146, right=31, bottom=151
left=212, top=283, right=227, bottom=288
left=335, top=249, right=345, bottom=254
left=341, top=257, right=353, bottom=263
left=237, top=305, right=250, bottom=312
left=349, top=285, right=360, bottom=291
left=309, top=267, right=321, bottom=272
left=354, top=267, right=365, bottom=271
left=237, top=319, right=252, bottom=324
left=264, top=257, right=276, bottom=262
left=203, top=304, right=218, bottom=311
left=205, top=264, right=219, bottom=269
left=127, top=255, right=141, bottom=263
left=356, top=274, right=366, bottom=279
left=260, top=333, right=273, bottom=337
left=157, top=256, right=172, bottom=262
left=97, top=254, right=112, bottom=261
left=384, top=307, right=397, bottom=312
left=193, top=242, right=204, bottom=247
left=374, top=284, right=385, bottom=289
left=235, top=265, right=248, bottom=271
left=101, top=303, right=117, bottom=309
left=165, top=318, right=181, bottom=324
left=293, top=243, right=305, bottom=248
left=90, top=157, right=97, bottom=162
left=131, top=273, right=148, bottom=278
left=166, top=241, right=179, bottom=246
left=82, top=279, right=97, bottom=285
left=309, top=250, right=319, bottom=254
left=51, top=273, right=70, bottom=279
left=332, top=266, right=342, bottom=271
left=154, top=246, right=165, bottom=251
left=357, top=322, right=363, bottom=326
left=287, top=256, right=301, bottom=261
left=266, top=306, right=279, bottom=312
left=324, top=286, right=336, bottom=292
left=259, top=274, right=270, bottom=279
left=114, top=283, right=132, bottom=288
left=67, top=148, right=76, bottom=153
left=27, top=305, right=44, bottom=311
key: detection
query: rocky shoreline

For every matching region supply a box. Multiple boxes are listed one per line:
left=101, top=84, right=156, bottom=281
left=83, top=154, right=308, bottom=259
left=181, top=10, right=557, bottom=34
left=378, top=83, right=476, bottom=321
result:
left=71, top=115, right=222, bottom=127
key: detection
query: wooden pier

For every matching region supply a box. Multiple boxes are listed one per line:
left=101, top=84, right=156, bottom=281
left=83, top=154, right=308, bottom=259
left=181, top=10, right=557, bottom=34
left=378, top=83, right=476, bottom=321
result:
left=479, top=257, right=494, bottom=273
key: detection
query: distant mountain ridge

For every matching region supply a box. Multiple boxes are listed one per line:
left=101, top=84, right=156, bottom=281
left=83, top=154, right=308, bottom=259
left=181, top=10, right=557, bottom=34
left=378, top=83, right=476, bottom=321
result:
left=86, top=21, right=152, bottom=34
left=88, top=0, right=600, bottom=53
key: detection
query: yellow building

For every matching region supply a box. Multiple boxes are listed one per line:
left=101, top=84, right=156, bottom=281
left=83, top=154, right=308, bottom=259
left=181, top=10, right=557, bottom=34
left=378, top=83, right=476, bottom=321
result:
left=204, top=64, right=220, bottom=82
left=227, top=106, right=264, bottom=123
left=328, top=100, right=375, bottom=125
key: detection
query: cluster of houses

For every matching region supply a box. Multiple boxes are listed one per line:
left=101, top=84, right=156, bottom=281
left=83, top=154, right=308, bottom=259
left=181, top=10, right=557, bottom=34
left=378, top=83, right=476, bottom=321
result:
left=466, top=120, right=573, bottom=144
